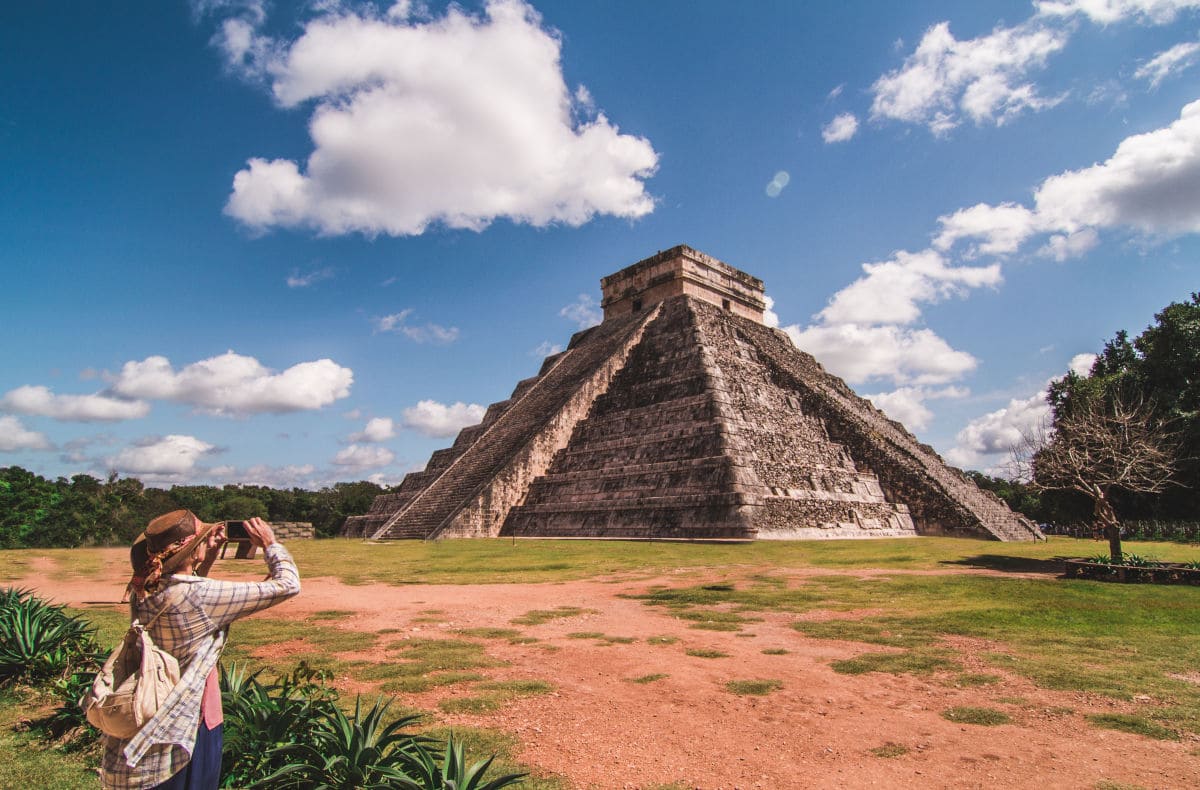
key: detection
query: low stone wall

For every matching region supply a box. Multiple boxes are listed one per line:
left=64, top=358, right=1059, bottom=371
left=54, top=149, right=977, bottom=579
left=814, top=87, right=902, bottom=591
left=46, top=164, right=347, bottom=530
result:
left=273, top=521, right=314, bottom=540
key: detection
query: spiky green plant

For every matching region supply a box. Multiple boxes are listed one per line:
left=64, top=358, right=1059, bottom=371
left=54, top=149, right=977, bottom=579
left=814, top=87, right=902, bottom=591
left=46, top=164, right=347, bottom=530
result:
left=254, top=696, right=433, bottom=789
left=220, top=662, right=341, bottom=788
left=400, top=735, right=526, bottom=790
left=0, top=589, right=98, bottom=685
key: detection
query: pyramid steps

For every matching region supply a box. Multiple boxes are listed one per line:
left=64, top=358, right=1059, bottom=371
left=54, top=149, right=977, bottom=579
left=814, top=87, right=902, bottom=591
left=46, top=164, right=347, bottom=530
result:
left=368, top=307, right=659, bottom=540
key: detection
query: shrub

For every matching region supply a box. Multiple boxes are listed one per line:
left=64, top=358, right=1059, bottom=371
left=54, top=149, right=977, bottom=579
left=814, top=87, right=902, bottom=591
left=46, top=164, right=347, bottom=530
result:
left=0, top=587, right=99, bottom=686
left=219, top=662, right=341, bottom=788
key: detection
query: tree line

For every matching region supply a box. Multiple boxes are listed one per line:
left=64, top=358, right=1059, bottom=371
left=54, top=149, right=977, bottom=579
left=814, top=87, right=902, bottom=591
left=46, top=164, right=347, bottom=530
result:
left=972, top=292, right=1199, bottom=553
left=0, top=466, right=384, bottom=548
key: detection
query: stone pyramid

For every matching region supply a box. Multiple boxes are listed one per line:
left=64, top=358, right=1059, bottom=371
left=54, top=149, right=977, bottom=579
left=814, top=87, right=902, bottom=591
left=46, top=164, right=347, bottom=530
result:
left=342, top=246, right=1042, bottom=542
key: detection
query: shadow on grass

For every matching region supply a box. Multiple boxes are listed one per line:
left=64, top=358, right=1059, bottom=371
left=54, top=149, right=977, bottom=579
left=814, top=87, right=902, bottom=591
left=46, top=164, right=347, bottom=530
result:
left=939, top=554, right=1069, bottom=575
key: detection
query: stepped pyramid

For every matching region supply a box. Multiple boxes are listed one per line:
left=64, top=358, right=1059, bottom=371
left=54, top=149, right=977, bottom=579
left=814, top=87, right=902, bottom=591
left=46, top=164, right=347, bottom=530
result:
left=342, top=246, right=1042, bottom=542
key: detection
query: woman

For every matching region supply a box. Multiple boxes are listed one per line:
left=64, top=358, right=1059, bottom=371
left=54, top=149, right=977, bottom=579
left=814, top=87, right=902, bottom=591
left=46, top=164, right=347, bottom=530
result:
left=100, top=511, right=300, bottom=789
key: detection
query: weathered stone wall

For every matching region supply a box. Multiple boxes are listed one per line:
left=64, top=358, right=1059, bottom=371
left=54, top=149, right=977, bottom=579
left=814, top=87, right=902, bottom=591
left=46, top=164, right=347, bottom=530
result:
left=601, top=245, right=766, bottom=323
left=731, top=315, right=1041, bottom=541
left=691, top=300, right=917, bottom=539
left=273, top=522, right=314, bottom=540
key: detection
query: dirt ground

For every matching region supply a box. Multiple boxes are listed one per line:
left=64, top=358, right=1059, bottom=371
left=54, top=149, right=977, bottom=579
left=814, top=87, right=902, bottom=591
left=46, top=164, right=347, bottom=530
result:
left=18, top=557, right=1200, bottom=789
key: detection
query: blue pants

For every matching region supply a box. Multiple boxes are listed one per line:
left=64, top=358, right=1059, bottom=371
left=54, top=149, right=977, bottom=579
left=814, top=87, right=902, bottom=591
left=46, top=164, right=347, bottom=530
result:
left=155, top=721, right=223, bottom=790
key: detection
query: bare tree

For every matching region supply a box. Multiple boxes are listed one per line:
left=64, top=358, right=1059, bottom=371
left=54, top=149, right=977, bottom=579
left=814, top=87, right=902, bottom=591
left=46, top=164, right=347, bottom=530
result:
left=1013, top=395, right=1180, bottom=563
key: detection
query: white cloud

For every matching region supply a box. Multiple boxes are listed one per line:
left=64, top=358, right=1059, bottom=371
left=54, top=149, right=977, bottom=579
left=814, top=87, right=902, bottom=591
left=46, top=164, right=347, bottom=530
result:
left=1069, top=352, right=1098, bottom=375
left=222, top=463, right=318, bottom=488
left=785, top=323, right=978, bottom=386
left=864, top=386, right=969, bottom=431
left=816, top=248, right=1001, bottom=326
left=221, top=0, right=658, bottom=237
left=1035, top=0, right=1200, bottom=24
left=870, top=21, right=1068, bottom=135
left=402, top=399, right=485, bottom=438
left=286, top=266, right=335, bottom=288
left=332, top=443, right=396, bottom=470
left=928, top=100, right=1200, bottom=253
left=372, top=310, right=460, bottom=343
left=111, top=351, right=353, bottom=416
left=559, top=294, right=602, bottom=329
left=934, top=203, right=1040, bottom=256
left=1039, top=228, right=1100, bottom=260
left=531, top=340, right=563, bottom=357
left=1135, top=40, right=1200, bottom=87
left=762, top=295, right=780, bottom=328
left=0, top=385, right=150, bottom=422
left=1033, top=99, right=1200, bottom=235
left=110, top=434, right=216, bottom=477
left=0, top=416, right=52, bottom=451
left=945, top=351, right=1097, bottom=468
left=946, top=391, right=1051, bottom=469
left=821, top=113, right=859, bottom=143
left=350, top=417, right=396, bottom=442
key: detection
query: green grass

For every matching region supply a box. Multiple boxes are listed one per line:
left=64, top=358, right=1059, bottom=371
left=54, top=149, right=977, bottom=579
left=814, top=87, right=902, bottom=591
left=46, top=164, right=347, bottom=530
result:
left=724, top=679, right=783, bottom=696
left=761, top=648, right=790, bottom=655
left=831, top=650, right=959, bottom=676
left=1087, top=713, right=1180, bottom=741
left=628, top=673, right=669, bottom=684
left=646, top=635, right=679, bottom=645
left=309, top=609, right=354, bottom=620
left=869, top=742, right=910, bottom=758
left=685, top=648, right=728, bottom=658
left=7, top=536, right=1199, bottom=587
left=457, top=627, right=526, bottom=640
left=565, top=632, right=636, bottom=644
left=950, top=673, right=1003, bottom=687
left=510, top=606, right=596, bottom=625
left=941, top=706, right=1012, bottom=726
left=0, top=690, right=98, bottom=789
left=438, top=679, right=554, bottom=714
left=631, top=565, right=1200, bottom=734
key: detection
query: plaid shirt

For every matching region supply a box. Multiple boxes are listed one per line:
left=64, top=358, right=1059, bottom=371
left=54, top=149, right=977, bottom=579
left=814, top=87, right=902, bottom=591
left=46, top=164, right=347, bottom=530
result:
left=100, top=543, right=300, bottom=789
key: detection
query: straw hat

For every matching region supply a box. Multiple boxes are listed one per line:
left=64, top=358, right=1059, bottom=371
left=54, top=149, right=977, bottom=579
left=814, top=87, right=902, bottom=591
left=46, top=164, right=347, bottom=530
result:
left=129, top=509, right=219, bottom=576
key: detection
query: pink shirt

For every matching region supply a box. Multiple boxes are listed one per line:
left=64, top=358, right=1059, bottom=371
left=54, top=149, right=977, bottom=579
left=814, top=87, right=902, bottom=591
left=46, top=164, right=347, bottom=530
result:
left=199, top=667, right=222, bottom=729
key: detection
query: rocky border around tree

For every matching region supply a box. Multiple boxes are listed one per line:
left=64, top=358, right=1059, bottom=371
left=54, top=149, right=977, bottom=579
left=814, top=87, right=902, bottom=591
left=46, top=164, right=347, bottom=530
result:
left=1063, top=558, right=1200, bottom=585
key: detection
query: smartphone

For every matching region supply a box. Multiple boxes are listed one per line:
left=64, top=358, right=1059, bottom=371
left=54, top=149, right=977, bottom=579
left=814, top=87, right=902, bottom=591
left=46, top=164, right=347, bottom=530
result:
left=224, top=520, right=249, bottom=540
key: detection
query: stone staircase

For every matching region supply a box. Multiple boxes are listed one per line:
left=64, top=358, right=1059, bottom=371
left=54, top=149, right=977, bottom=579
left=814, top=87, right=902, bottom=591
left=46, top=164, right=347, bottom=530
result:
left=366, top=308, right=658, bottom=540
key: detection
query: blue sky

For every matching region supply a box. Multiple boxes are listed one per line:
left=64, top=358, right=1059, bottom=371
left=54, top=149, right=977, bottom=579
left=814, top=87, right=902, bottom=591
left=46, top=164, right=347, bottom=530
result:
left=3, top=0, right=1199, bottom=488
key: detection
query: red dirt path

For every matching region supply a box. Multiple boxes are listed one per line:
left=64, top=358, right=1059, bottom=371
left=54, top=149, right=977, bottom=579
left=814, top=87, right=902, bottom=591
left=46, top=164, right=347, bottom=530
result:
left=17, top=558, right=1200, bottom=789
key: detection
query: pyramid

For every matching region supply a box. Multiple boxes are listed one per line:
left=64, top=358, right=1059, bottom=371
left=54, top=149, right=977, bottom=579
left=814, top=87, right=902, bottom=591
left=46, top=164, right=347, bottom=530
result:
left=342, top=246, right=1042, bottom=542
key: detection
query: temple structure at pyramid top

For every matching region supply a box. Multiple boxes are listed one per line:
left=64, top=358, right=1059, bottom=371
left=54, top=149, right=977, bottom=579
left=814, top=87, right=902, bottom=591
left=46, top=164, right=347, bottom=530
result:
left=343, top=245, right=1042, bottom=543
left=601, top=246, right=767, bottom=323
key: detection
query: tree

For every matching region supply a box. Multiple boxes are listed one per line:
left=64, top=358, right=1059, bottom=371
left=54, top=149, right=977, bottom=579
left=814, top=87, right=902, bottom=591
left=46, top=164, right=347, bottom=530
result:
left=1016, top=394, right=1181, bottom=562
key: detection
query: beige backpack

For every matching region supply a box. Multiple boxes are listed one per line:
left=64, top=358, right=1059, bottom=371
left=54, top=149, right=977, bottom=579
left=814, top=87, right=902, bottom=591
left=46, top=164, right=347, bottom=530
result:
left=83, top=589, right=182, bottom=739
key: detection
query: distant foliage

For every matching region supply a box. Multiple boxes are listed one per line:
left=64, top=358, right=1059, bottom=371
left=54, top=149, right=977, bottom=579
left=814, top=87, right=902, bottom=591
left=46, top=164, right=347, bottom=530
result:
left=1045, top=292, right=1200, bottom=520
left=0, top=466, right=387, bottom=547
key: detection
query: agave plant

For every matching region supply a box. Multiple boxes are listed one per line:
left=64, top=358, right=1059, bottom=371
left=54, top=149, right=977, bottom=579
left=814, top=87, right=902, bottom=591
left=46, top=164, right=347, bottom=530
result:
left=220, top=662, right=341, bottom=788
left=0, top=589, right=98, bottom=685
left=254, top=696, right=433, bottom=789
left=400, top=735, right=527, bottom=790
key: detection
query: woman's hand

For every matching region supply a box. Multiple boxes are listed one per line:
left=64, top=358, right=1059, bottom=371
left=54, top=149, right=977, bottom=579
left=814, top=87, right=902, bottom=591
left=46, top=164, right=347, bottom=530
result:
left=243, top=517, right=277, bottom=549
